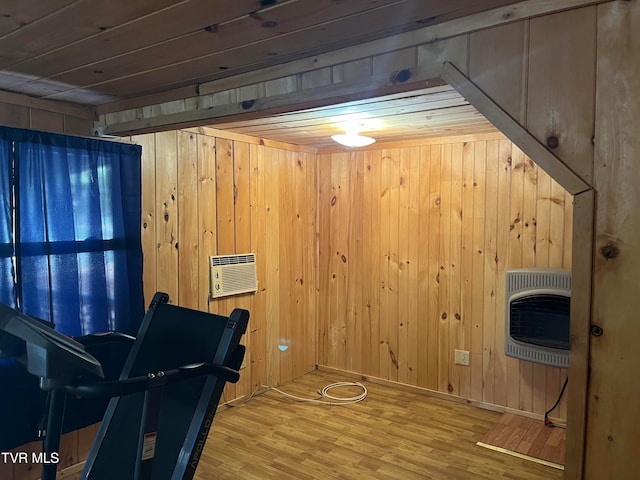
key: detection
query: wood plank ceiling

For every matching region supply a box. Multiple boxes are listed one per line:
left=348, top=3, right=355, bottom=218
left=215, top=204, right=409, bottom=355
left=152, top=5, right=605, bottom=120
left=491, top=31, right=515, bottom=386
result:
left=0, top=0, right=516, bottom=145
left=0, top=0, right=522, bottom=106
left=211, top=85, right=498, bottom=149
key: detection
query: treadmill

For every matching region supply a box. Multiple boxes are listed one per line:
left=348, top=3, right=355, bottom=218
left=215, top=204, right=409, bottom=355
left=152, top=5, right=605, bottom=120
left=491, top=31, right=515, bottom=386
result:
left=0, top=292, right=249, bottom=480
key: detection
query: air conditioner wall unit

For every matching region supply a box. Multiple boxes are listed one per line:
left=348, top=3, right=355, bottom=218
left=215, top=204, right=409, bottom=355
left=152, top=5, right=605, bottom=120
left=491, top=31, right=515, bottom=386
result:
left=209, top=253, right=258, bottom=298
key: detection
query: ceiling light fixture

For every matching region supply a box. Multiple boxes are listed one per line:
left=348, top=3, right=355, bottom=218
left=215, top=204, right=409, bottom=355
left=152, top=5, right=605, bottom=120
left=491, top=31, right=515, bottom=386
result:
left=331, top=126, right=376, bottom=148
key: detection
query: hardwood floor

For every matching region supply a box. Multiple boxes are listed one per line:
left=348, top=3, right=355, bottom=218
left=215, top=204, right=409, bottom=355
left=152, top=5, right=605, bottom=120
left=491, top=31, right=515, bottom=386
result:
left=478, top=413, right=566, bottom=467
left=195, top=370, right=563, bottom=479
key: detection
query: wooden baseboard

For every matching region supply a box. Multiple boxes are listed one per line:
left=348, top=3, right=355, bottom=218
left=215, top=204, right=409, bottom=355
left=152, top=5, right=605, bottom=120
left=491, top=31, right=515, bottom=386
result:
left=315, top=364, right=567, bottom=426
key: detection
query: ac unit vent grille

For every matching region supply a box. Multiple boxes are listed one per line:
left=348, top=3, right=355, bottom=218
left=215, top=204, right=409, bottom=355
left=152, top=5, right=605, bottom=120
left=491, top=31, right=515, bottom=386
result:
left=210, top=254, right=257, bottom=298
left=211, top=254, right=255, bottom=267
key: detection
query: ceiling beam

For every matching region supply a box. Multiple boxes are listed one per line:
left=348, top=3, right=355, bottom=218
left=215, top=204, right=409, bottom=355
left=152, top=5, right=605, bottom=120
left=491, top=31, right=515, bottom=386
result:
left=101, top=67, right=447, bottom=136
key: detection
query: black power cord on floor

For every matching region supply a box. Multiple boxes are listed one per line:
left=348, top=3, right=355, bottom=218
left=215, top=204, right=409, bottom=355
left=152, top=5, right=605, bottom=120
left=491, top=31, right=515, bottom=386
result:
left=544, top=376, right=568, bottom=427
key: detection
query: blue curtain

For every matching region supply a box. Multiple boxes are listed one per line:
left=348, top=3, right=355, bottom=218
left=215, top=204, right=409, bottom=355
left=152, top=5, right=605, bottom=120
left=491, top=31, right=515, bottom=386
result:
left=0, top=137, right=14, bottom=308
left=0, top=126, right=143, bottom=336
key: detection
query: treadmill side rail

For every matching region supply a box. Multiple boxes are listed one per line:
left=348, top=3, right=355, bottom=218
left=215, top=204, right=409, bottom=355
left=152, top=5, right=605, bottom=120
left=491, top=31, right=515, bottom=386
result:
left=173, top=308, right=249, bottom=480
left=81, top=294, right=249, bottom=480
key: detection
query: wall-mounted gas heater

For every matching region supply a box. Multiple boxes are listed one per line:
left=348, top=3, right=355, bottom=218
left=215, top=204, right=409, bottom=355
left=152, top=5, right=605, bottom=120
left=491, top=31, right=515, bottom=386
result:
left=209, top=253, right=258, bottom=299
left=505, top=268, right=571, bottom=368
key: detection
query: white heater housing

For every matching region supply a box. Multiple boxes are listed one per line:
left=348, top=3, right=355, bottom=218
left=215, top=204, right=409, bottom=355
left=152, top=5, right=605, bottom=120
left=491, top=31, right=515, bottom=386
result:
left=505, top=268, right=571, bottom=368
left=209, top=253, right=258, bottom=298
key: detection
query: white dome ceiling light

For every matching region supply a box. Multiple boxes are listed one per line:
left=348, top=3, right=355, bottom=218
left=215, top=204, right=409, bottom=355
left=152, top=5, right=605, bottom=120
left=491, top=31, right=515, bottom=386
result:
left=331, top=125, right=376, bottom=148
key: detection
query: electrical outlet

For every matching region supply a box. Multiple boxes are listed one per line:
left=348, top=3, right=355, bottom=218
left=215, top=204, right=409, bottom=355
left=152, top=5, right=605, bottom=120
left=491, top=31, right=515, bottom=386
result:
left=455, top=349, right=470, bottom=366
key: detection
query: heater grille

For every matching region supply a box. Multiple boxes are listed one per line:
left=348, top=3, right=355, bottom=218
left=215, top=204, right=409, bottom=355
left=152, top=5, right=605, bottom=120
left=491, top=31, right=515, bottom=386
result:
left=505, top=269, right=571, bottom=368
left=210, top=254, right=257, bottom=298
left=507, top=269, right=571, bottom=293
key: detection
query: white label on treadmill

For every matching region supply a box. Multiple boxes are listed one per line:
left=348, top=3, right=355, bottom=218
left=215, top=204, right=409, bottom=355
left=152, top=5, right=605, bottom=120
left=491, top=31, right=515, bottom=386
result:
left=141, top=432, right=157, bottom=460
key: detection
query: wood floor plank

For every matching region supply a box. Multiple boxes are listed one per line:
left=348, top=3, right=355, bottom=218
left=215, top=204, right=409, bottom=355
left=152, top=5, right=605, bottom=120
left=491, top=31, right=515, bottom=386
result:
left=196, top=370, right=563, bottom=480
left=516, top=420, right=544, bottom=454
left=540, top=427, right=566, bottom=465
left=503, top=417, right=537, bottom=452
left=526, top=424, right=554, bottom=460
left=480, top=412, right=565, bottom=470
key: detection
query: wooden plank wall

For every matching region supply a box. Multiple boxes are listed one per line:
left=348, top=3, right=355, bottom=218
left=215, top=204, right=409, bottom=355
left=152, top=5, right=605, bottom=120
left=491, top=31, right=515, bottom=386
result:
left=2, top=126, right=318, bottom=480
left=586, top=2, right=640, bottom=479
left=132, top=127, right=318, bottom=396
left=317, top=134, right=572, bottom=419
left=0, top=91, right=94, bottom=136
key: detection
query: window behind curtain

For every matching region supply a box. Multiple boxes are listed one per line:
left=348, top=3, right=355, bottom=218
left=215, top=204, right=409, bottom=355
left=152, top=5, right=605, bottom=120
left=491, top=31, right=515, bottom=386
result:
left=0, top=126, right=144, bottom=336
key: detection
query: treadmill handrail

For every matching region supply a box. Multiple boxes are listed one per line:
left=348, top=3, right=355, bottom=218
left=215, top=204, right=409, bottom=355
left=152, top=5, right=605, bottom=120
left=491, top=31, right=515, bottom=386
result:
left=65, top=362, right=240, bottom=399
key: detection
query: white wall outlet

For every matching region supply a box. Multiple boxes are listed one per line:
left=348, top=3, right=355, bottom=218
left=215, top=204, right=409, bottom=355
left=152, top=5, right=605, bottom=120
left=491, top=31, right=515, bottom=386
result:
left=455, top=349, right=470, bottom=366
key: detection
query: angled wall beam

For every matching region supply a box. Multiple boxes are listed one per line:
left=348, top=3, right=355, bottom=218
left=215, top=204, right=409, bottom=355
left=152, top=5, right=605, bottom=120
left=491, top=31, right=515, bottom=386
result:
left=441, top=61, right=590, bottom=195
